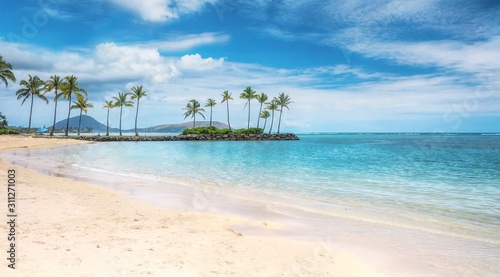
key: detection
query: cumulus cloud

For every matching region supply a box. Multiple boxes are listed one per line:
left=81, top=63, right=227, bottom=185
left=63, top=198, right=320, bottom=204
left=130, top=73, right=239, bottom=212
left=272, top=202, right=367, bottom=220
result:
left=177, top=53, right=224, bottom=71
left=109, top=0, right=217, bottom=22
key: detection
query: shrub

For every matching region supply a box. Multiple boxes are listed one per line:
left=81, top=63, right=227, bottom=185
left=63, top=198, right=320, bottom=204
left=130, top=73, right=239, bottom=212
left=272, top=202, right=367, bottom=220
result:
left=0, top=128, right=20, bottom=135
left=182, top=127, right=263, bottom=135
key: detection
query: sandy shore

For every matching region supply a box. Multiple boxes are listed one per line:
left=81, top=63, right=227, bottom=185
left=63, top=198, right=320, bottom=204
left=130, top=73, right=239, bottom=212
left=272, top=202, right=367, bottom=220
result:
left=0, top=135, right=383, bottom=276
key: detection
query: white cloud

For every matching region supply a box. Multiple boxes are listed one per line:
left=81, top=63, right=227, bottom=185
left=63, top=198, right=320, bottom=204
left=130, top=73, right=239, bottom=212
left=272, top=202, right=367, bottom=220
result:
left=136, top=32, right=230, bottom=51
left=177, top=53, right=224, bottom=71
left=109, top=0, right=216, bottom=22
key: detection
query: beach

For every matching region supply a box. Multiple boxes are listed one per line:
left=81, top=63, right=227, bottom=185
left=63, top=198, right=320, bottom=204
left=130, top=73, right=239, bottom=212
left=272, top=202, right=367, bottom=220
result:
left=0, top=135, right=383, bottom=276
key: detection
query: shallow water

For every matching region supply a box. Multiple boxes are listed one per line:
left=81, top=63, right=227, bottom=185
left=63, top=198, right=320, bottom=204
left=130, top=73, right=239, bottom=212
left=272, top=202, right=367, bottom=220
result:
left=4, top=133, right=500, bottom=276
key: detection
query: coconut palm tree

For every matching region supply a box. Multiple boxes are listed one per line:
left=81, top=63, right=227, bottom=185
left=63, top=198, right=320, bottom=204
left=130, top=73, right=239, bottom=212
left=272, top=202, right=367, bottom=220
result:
left=266, top=100, right=279, bottom=134
left=71, top=94, right=94, bottom=135
left=183, top=99, right=205, bottom=128
left=260, top=110, right=271, bottom=133
left=60, top=75, right=87, bottom=136
left=240, top=86, right=257, bottom=129
left=221, top=90, right=233, bottom=130
left=15, top=75, right=48, bottom=133
left=130, top=85, right=147, bottom=136
left=255, top=92, right=268, bottom=129
left=274, top=93, right=293, bottom=134
left=102, top=100, right=115, bottom=136
left=44, top=75, right=63, bottom=136
left=112, top=92, right=134, bottom=136
left=0, top=55, right=16, bottom=88
left=205, top=98, right=216, bottom=127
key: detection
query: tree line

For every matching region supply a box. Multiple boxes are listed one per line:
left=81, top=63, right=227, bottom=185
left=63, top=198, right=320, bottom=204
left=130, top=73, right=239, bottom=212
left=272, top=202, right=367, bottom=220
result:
left=1, top=55, right=292, bottom=136
left=183, top=86, right=292, bottom=134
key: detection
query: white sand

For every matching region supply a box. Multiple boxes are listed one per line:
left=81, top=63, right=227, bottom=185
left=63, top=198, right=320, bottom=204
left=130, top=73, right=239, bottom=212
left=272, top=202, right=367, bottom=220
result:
left=0, top=135, right=384, bottom=276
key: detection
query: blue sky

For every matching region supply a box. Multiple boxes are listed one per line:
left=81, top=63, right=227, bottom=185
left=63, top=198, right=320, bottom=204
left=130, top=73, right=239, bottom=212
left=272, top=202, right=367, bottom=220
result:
left=0, top=0, right=499, bottom=132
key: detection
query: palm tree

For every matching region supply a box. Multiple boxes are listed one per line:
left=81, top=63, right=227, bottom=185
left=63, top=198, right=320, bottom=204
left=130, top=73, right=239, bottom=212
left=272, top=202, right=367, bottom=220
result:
left=274, top=93, right=293, bottom=134
left=45, top=75, right=63, bottom=136
left=130, top=85, right=147, bottom=136
left=71, top=94, right=94, bottom=135
left=221, top=90, right=233, bottom=130
left=60, top=75, right=87, bottom=136
left=102, top=100, right=115, bottom=136
left=255, top=92, right=268, bottom=129
left=266, top=100, right=279, bottom=134
left=15, top=75, right=48, bottom=133
left=260, top=110, right=271, bottom=133
left=112, top=92, right=134, bottom=136
left=183, top=99, right=205, bottom=128
left=240, top=86, right=257, bottom=129
left=205, top=98, right=217, bottom=127
left=0, top=55, right=16, bottom=88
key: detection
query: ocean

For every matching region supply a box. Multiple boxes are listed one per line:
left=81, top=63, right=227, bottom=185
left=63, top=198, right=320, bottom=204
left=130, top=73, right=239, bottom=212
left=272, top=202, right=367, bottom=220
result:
left=4, top=133, right=500, bottom=276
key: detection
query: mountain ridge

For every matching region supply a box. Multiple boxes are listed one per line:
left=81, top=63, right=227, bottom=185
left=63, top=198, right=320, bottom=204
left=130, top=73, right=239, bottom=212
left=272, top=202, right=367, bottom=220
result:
left=53, top=115, right=229, bottom=133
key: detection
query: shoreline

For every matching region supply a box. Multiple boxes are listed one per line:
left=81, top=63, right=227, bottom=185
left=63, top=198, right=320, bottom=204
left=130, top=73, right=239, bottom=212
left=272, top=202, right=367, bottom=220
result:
left=0, top=135, right=383, bottom=276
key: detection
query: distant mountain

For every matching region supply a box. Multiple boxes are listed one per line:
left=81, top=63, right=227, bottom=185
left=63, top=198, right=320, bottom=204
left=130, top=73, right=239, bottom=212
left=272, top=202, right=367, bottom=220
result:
left=54, top=115, right=115, bottom=133
left=53, top=115, right=229, bottom=134
left=139, top=121, right=229, bottom=133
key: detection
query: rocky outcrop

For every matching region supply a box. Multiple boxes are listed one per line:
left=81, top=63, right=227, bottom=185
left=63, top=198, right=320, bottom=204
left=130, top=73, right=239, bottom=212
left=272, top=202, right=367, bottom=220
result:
left=71, top=133, right=300, bottom=142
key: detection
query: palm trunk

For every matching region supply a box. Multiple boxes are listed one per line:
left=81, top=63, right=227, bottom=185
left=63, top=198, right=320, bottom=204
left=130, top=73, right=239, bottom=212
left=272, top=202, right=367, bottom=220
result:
left=263, top=118, right=267, bottom=133
left=65, top=93, right=72, bottom=136
left=119, top=105, right=123, bottom=136
left=209, top=107, right=213, bottom=127
left=193, top=113, right=196, bottom=128
left=134, top=99, right=139, bottom=136
left=277, top=107, right=283, bottom=134
left=28, top=93, right=34, bottom=133
left=257, top=103, right=263, bottom=128
left=269, top=110, right=275, bottom=134
left=247, top=100, right=251, bottom=129
left=77, top=110, right=82, bottom=135
left=50, top=91, right=58, bottom=136
left=106, top=108, right=110, bottom=136
left=226, top=101, right=231, bottom=130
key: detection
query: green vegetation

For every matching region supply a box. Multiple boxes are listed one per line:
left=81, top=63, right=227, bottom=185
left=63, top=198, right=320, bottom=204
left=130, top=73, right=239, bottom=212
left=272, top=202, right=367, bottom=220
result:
left=112, top=92, right=134, bottom=136
left=240, top=86, right=257, bottom=129
left=60, top=75, right=87, bottom=136
left=183, top=99, right=205, bottom=128
left=130, top=85, right=147, bottom=136
left=45, top=75, right=63, bottom=136
left=16, top=75, right=49, bottom=133
left=182, top=126, right=263, bottom=135
left=0, top=55, right=16, bottom=88
left=4, top=49, right=294, bottom=136
left=205, top=98, right=217, bottom=127
left=71, top=94, right=94, bottom=135
left=102, top=100, right=115, bottom=136
left=221, top=90, right=233, bottom=130
left=0, top=113, right=19, bottom=134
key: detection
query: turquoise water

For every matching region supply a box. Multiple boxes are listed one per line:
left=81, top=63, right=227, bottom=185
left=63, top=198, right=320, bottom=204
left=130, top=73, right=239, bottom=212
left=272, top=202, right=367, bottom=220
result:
left=4, top=133, right=500, bottom=276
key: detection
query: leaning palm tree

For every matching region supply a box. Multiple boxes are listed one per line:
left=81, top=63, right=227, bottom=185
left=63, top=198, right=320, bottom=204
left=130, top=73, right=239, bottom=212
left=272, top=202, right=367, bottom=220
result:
left=183, top=99, right=205, bottom=128
left=130, top=85, right=147, bottom=136
left=266, top=100, right=279, bottom=134
left=60, top=75, right=87, bottom=136
left=102, top=100, right=115, bottom=136
left=71, top=94, right=94, bottom=135
left=112, top=92, right=134, bottom=136
left=0, top=55, right=16, bottom=88
left=221, top=90, right=233, bottom=130
left=240, top=86, right=257, bottom=129
left=274, top=93, right=293, bottom=134
left=260, top=110, right=271, bottom=133
left=15, top=75, right=48, bottom=133
left=205, top=98, right=216, bottom=127
left=44, top=75, right=63, bottom=136
left=255, top=92, right=268, bottom=129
